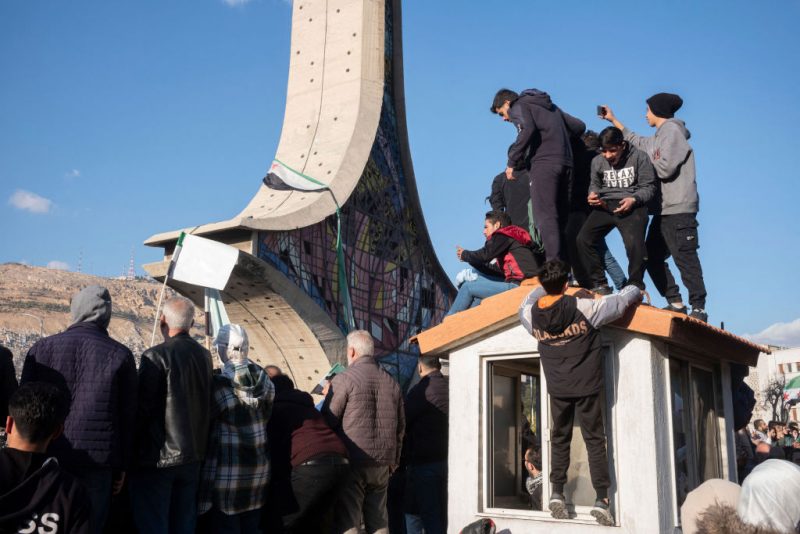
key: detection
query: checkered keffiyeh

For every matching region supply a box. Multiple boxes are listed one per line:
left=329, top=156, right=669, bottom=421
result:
left=198, top=360, right=275, bottom=515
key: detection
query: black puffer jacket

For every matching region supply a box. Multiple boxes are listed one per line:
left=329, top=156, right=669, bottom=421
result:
left=322, top=357, right=405, bottom=466
left=21, top=322, right=137, bottom=469
left=135, top=333, right=212, bottom=468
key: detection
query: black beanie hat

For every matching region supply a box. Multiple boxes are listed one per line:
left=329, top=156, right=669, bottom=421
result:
left=646, top=92, right=683, bottom=119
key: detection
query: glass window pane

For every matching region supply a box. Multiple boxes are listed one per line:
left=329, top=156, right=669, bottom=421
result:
left=670, top=359, right=691, bottom=507
left=691, top=367, right=721, bottom=482
left=488, top=360, right=543, bottom=511
left=491, top=371, right=517, bottom=506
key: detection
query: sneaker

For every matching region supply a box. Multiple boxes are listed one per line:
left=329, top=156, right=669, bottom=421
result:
left=690, top=308, right=708, bottom=323
left=663, top=303, right=688, bottom=314
left=549, top=493, right=569, bottom=519
left=591, top=285, right=612, bottom=296
left=591, top=500, right=615, bottom=526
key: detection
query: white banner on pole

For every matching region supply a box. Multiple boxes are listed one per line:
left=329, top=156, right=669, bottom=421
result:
left=171, top=234, right=238, bottom=291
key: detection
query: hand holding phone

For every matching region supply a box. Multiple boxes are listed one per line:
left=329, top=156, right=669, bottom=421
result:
left=597, top=105, right=607, bottom=118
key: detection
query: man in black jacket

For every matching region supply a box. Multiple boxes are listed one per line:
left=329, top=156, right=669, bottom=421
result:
left=491, top=88, right=586, bottom=262
left=519, top=260, right=641, bottom=525
left=21, top=285, right=137, bottom=534
left=403, top=355, right=448, bottom=534
left=448, top=211, right=540, bottom=316
left=130, top=296, right=212, bottom=534
left=0, top=382, right=91, bottom=534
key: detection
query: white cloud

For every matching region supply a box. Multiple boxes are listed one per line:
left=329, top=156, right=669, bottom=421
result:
left=8, top=190, right=53, bottom=214
left=46, top=260, right=70, bottom=271
left=65, top=169, right=81, bottom=179
left=745, top=318, right=800, bottom=348
left=222, top=0, right=252, bottom=6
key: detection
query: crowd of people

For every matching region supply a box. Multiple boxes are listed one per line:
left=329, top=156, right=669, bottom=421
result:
left=0, top=285, right=450, bottom=534
left=450, top=87, right=708, bottom=323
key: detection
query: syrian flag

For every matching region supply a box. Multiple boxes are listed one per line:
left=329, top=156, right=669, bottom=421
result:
left=784, top=376, right=800, bottom=403
left=170, top=232, right=239, bottom=291
left=263, top=159, right=329, bottom=191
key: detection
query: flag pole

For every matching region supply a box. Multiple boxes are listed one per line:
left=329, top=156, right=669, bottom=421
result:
left=150, top=232, right=186, bottom=346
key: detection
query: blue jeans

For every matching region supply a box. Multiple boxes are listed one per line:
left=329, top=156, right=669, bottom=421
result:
left=129, top=462, right=201, bottom=534
left=447, top=273, right=518, bottom=316
left=404, top=462, right=447, bottom=534
left=69, top=467, right=112, bottom=534
left=598, top=241, right=627, bottom=290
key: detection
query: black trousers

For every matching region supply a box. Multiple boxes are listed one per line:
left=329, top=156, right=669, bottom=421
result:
left=646, top=213, right=707, bottom=309
left=549, top=394, right=610, bottom=496
left=529, top=164, right=571, bottom=262
left=576, top=202, right=648, bottom=289
left=565, top=210, right=591, bottom=287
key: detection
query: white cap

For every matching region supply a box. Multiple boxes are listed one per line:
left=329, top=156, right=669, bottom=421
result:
left=214, top=323, right=249, bottom=363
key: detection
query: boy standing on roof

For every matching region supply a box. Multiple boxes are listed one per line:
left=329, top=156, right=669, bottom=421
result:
left=576, top=126, right=656, bottom=294
left=519, top=260, right=642, bottom=525
left=491, top=88, right=586, bottom=262
left=601, top=94, right=708, bottom=322
left=448, top=210, right=540, bottom=316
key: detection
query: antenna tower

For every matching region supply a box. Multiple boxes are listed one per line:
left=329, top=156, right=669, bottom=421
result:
left=127, top=248, right=136, bottom=280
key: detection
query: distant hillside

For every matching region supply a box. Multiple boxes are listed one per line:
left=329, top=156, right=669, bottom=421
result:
left=0, top=263, right=205, bottom=375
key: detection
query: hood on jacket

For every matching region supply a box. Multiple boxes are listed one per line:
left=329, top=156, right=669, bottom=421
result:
left=694, top=503, right=783, bottom=534
left=661, top=118, right=691, bottom=140
left=493, top=225, right=533, bottom=246
left=530, top=295, right=574, bottom=336
left=516, top=88, right=555, bottom=111
left=70, top=285, right=112, bottom=329
left=0, top=452, right=60, bottom=526
left=220, top=361, right=274, bottom=409
left=681, top=478, right=741, bottom=534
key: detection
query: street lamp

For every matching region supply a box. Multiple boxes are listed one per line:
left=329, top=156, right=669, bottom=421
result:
left=20, top=313, right=44, bottom=337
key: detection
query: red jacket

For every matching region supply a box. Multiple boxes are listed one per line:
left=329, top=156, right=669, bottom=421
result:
left=461, top=225, right=540, bottom=282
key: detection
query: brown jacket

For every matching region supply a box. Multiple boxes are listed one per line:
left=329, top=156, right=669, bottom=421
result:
left=322, top=356, right=405, bottom=466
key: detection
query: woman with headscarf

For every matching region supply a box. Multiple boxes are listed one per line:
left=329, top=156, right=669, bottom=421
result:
left=197, top=324, right=275, bottom=533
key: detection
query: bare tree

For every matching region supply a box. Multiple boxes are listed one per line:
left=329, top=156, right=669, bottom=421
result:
left=763, top=376, right=786, bottom=421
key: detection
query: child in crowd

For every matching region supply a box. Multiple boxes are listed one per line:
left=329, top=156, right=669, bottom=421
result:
left=448, top=210, right=540, bottom=316
left=519, top=260, right=641, bottom=525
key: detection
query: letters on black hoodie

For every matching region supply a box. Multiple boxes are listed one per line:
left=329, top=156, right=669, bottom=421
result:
left=0, top=449, right=91, bottom=534
left=519, top=286, right=641, bottom=397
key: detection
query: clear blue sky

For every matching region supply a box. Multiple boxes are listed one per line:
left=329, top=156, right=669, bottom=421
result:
left=2, top=0, right=799, bottom=344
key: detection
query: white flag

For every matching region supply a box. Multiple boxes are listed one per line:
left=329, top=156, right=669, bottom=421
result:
left=171, top=233, right=238, bottom=290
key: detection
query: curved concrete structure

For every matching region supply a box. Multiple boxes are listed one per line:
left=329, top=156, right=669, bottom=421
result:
left=145, top=0, right=454, bottom=391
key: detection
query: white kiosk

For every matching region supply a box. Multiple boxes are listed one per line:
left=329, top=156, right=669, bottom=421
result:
left=413, top=281, right=765, bottom=534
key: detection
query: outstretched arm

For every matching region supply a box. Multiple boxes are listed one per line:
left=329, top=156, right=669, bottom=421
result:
left=519, top=286, right=547, bottom=334
left=576, top=286, right=642, bottom=329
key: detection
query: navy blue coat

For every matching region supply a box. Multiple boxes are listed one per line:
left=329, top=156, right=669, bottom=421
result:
left=21, top=322, right=138, bottom=470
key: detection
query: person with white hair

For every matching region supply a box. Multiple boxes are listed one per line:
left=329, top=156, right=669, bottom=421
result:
left=197, top=324, right=274, bottom=533
left=322, top=330, right=405, bottom=534
left=130, top=296, right=212, bottom=534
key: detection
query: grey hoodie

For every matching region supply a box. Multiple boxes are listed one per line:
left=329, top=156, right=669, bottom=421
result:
left=70, top=285, right=112, bottom=328
left=623, top=118, right=698, bottom=215
left=588, top=144, right=656, bottom=205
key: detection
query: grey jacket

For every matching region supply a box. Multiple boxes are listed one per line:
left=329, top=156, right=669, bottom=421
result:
left=589, top=144, right=656, bottom=205
left=322, top=356, right=405, bottom=466
left=623, top=119, right=698, bottom=215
